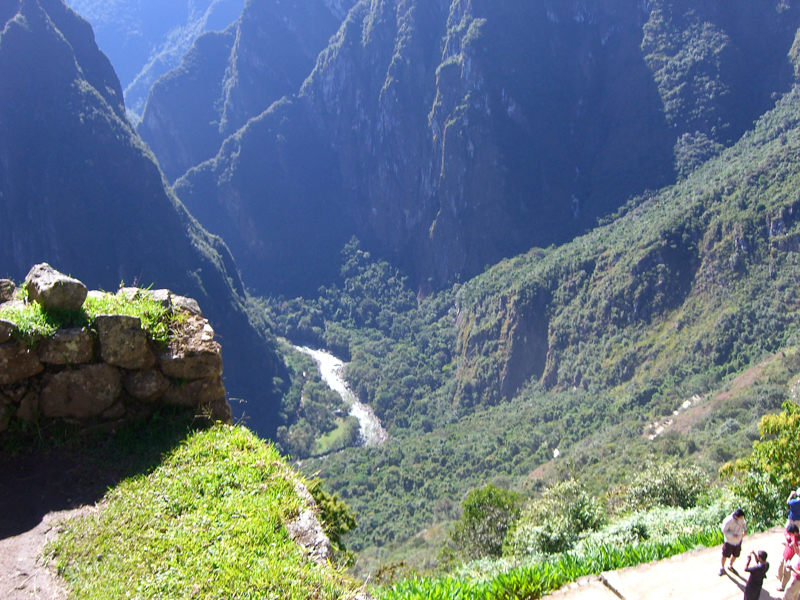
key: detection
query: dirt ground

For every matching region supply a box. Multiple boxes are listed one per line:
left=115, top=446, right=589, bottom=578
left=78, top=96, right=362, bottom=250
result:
left=0, top=452, right=117, bottom=599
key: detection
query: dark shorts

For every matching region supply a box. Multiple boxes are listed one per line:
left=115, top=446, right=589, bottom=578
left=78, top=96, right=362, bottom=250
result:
left=722, top=542, right=742, bottom=558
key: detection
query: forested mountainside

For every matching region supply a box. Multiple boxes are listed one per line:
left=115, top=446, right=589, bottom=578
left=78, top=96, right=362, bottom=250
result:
left=137, top=0, right=358, bottom=183
left=170, top=0, right=800, bottom=299
left=0, top=0, right=286, bottom=435
left=277, top=82, right=800, bottom=564
left=64, top=0, right=245, bottom=119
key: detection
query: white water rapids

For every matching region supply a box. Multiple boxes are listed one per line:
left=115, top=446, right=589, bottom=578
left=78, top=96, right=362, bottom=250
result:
left=294, top=346, right=388, bottom=447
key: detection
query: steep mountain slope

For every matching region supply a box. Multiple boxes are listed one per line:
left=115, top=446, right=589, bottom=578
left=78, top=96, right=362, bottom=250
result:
left=295, top=80, right=800, bottom=563
left=138, top=0, right=356, bottom=183
left=0, top=0, right=285, bottom=435
left=173, top=0, right=800, bottom=298
left=64, top=0, right=245, bottom=119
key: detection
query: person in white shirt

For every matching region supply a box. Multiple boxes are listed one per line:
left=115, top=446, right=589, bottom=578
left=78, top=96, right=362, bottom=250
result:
left=720, top=508, right=746, bottom=576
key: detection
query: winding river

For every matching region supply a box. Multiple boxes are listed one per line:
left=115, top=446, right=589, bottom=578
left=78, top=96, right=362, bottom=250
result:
left=294, top=346, right=388, bottom=447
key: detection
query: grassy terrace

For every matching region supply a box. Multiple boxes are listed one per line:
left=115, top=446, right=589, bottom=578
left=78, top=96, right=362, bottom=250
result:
left=47, top=425, right=363, bottom=600
left=0, top=289, right=181, bottom=345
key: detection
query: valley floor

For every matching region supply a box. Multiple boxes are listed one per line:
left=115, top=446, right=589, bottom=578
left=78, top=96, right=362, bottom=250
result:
left=549, top=528, right=785, bottom=600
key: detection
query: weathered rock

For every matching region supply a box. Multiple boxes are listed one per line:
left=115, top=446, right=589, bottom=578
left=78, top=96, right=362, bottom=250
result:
left=36, top=328, right=94, bottom=364
left=140, top=289, right=202, bottom=316
left=158, top=338, right=222, bottom=379
left=0, top=399, right=11, bottom=433
left=286, top=481, right=332, bottom=565
left=15, top=390, right=38, bottom=421
left=204, top=397, right=233, bottom=423
left=117, top=287, right=142, bottom=302
left=162, top=377, right=226, bottom=407
left=95, top=315, right=155, bottom=370
left=123, top=369, right=169, bottom=402
left=0, top=279, right=14, bottom=303
left=145, top=289, right=172, bottom=308
left=39, top=364, right=121, bottom=419
left=0, top=318, right=15, bottom=344
left=87, top=290, right=110, bottom=302
left=171, top=295, right=202, bottom=316
left=0, top=383, right=28, bottom=404
left=101, top=402, right=126, bottom=420
left=0, top=342, right=44, bottom=385
left=24, top=263, right=87, bottom=312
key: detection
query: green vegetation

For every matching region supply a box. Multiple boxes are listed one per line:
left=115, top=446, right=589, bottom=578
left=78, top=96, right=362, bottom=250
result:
left=449, top=484, right=521, bottom=560
left=0, top=288, right=182, bottom=345
left=274, top=344, right=358, bottom=458
left=48, top=426, right=361, bottom=600
left=505, top=479, right=604, bottom=557
left=381, top=527, right=723, bottom=600
left=723, top=399, right=800, bottom=528
left=256, top=83, right=800, bottom=572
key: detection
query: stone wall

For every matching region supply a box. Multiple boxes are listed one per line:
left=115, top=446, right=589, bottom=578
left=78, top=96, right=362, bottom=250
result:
left=0, top=264, right=232, bottom=433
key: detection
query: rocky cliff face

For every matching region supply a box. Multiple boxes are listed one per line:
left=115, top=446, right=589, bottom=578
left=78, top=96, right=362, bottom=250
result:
left=65, top=0, right=246, bottom=119
left=170, top=0, right=800, bottom=298
left=0, top=0, right=286, bottom=436
left=137, top=0, right=357, bottom=182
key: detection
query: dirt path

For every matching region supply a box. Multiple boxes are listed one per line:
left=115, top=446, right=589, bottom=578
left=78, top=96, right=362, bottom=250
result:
left=0, top=506, right=94, bottom=600
left=549, top=528, right=786, bottom=600
left=0, top=451, right=116, bottom=600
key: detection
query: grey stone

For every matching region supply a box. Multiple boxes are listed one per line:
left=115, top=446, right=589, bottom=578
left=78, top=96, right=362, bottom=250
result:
left=0, top=383, right=28, bottom=404
left=36, top=328, right=94, bottom=364
left=95, top=314, right=155, bottom=370
left=24, top=263, right=87, bottom=312
left=0, top=342, right=44, bottom=385
left=171, top=295, right=202, bottom=316
left=145, top=289, right=171, bottom=308
left=123, top=369, right=169, bottom=402
left=158, top=339, right=222, bottom=380
left=101, top=402, right=127, bottom=420
left=162, top=377, right=226, bottom=407
left=87, top=290, right=110, bottom=301
left=15, top=390, right=38, bottom=421
left=0, top=318, right=15, bottom=344
left=0, top=279, right=14, bottom=303
left=39, top=364, right=121, bottom=419
left=117, top=287, right=142, bottom=302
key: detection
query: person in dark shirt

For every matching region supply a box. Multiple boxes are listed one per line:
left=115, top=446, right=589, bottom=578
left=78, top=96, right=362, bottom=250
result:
left=744, top=550, right=769, bottom=600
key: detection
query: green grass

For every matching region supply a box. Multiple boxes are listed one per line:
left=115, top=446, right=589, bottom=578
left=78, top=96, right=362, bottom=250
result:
left=47, top=425, right=362, bottom=600
left=0, top=289, right=182, bottom=344
left=379, top=528, right=724, bottom=600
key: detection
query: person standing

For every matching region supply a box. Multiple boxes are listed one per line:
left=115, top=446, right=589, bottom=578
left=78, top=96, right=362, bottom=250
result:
left=788, top=489, right=800, bottom=529
left=784, top=553, right=800, bottom=600
left=720, top=508, right=746, bottom=576
left=779, top=524, right=800, bottom=591
left=743, top=550, right=769, bottom=600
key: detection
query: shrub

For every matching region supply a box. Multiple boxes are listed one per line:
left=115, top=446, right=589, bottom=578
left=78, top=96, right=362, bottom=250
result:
left=505, top=478, right=604, bottom=557
left=450, top=484, right=522, bottom=560
left=618, top=460, right=709, bottom=511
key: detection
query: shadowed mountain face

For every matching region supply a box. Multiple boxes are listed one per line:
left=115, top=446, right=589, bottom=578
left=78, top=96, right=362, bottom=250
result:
left=0, top=0, right=286, bottom=436
left=64, top=0, right=246, bottom=120
left=164, top=0, right=800, bottom=298
left=137, top=0, right=358, bottom=183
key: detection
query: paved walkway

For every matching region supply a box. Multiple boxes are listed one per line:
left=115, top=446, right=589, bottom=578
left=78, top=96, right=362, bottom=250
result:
left=548, top=528, right=787, bottom=600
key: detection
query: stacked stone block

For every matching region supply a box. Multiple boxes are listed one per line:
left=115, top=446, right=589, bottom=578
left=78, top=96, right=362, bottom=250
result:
left=0, top=264, right=232, bottom=433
